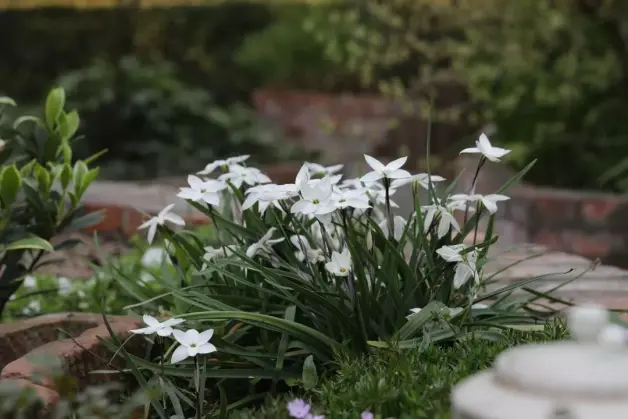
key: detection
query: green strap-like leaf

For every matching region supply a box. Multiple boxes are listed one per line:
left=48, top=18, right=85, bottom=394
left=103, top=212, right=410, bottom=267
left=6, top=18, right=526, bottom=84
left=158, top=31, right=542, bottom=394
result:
left=2, top=236, right=53, bottom=252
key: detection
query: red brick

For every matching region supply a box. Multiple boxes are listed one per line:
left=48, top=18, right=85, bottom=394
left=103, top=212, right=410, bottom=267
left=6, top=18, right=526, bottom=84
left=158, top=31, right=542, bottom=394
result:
left=1, top=317, right=142, bottom=390
left=567, top=233, right=612, bottom=259
left=534, top=197, right=578, bottom=221
left=532, top=231, right=564, bottom=250
left=284, top=124, right=305, bottom=138
left=265, top=163, right=300, bottom=184
left=0, top=378, right=60, bottom=412
left=122, top=208, right=146, bottom=236
left=82, top=203, right=123, bottom=234
left=184, top=212, right=211, bottom=226
left=581, top=198, right=618, bottom=223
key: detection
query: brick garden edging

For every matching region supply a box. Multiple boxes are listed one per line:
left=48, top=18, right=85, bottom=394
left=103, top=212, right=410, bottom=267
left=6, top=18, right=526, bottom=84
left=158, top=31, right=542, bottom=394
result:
left=0, top=313, right=142, bottom=415
left=499, top=186, right=628, bottom=267
left=81, top=163, right=302, bottom=236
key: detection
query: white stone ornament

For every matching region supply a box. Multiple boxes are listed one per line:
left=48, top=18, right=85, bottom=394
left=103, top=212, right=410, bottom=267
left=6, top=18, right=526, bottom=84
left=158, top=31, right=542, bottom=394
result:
left=451, top=304, right=628, bottom=419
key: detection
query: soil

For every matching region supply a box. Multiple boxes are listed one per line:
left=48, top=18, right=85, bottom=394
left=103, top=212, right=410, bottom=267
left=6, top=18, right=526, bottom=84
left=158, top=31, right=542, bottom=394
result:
left=36, top=232, right=131, bottom=279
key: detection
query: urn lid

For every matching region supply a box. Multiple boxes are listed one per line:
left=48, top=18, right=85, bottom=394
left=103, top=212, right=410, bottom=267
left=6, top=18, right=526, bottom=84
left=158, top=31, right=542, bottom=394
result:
left=451, top=304, right=628, bottom=419
left=494, top=342, right=628, bottom=399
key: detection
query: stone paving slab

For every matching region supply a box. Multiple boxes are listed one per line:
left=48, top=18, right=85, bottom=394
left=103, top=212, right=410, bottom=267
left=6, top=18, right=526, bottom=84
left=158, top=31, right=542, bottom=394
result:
left=482, top=243, right=628, bottom=306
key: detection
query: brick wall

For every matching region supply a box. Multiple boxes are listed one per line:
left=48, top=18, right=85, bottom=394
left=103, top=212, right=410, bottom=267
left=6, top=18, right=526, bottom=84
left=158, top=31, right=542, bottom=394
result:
left=500, top=186, right=628, bottom=267
left=253, top=89, right=401, bottom=166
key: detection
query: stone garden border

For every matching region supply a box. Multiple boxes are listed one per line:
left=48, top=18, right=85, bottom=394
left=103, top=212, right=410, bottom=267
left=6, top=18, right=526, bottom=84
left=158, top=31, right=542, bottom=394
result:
left=500, top=186, right=628, bottom=268
left=0, top=313, right=142, bottom=414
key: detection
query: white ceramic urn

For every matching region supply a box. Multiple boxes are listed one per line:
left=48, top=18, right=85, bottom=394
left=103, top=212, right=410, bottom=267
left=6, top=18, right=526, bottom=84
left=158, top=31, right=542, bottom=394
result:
left=451, top=304, right=628, bottom=419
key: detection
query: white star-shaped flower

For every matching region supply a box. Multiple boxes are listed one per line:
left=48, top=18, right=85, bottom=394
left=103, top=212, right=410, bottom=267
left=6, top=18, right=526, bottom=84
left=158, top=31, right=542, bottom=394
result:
left=246, top=227, right=285, bottom=258
left=378, top=215, right=408, bottom=241
left=360, top=155, right=411, bottom=182
left=422, top=205, right=461, bottom=238
left=448, top=193, right=510, bottom=214
left=390, top=173, right=446, bottom=190
left=325, top=248, right=352, bottom=277
left=177, top=175, right=226, bottom=206
left=290, top=235, right=325, bottom=263
left=130, top=315, right=185, bottom=337
left=332, top=188, right=371, bottom=210
left=219, top=164, right=271, bottom=188
left=436, top=244, right=480, bottom=289
left=171, top=328, right=217, bottom=363
left=291, top=176, right=336, bottom=216
left=460, top=133, right=510, bottom=162
left=197, top=155, right=250, bottom=175
left=138, top=204, right=185, bottom=244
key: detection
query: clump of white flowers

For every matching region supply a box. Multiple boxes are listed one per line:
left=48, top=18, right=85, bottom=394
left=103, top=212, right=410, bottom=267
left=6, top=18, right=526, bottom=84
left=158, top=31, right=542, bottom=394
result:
left=129, top=315, right=217, bottom=364
left=137, top=133, right=516, bottom=330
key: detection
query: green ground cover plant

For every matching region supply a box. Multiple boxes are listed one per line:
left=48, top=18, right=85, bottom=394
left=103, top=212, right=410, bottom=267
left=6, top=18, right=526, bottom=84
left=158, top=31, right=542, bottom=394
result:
left=0, top=325, right=567, bottom=418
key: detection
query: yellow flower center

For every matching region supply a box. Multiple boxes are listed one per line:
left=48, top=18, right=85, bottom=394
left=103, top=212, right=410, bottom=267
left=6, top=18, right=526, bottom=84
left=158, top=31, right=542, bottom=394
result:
left=190, top=343, right=197, bottom=348
left=339, top=267, right=347, bottom=273
left=313, top=199, right=320, bottom=204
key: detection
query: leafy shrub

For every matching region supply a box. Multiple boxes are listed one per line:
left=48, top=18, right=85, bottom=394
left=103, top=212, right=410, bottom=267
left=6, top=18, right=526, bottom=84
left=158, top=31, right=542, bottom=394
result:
left=0, top=4, right=273, bottom=103
left=232, top=323, right=567, bottom=419
left=307, top=0, right=628, bottom=192
left=103, top=132, right=564, bottom=418
left=0, top=88, right=102, bottom=317
left=235, top=3, right=359, bottom=91
left=58, top=57, right=300, bottom=180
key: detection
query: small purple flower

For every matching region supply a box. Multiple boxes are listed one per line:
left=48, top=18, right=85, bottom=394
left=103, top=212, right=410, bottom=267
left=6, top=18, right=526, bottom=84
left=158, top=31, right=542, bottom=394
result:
left=287, top=399, right=311, bottom=419
left=361, top=412, right=374, bottom=419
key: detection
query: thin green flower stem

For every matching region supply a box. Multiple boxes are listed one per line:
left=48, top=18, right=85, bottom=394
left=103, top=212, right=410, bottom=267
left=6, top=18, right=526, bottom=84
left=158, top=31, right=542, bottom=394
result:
left=463, top=156, right=486, bottom=225
left=341, top=210, right=370, bottom=353
left=194, top=356, right=202, bottom=419
left=158, top=336, right=166, bottom=409
left=383, top=177, right=394, bottom=240
left=316, top=220, right=334, bottom=258
left=473, top=201, right=482, bottom=246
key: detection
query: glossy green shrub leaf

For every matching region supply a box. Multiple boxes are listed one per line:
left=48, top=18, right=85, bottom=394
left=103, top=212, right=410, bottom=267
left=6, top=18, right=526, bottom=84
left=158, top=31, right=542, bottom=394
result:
left=0, top=165, right=22, bottom=207
left=57, top=110, right=80, bottom=142
left=59, top=163, right=72, bottom=189
left=2, top=236, right=53, bottom=252
left=44, top=87, right=65, bottom=130
left=72, top=161, right=88, bottom=194
left=33, top=164, right=51, bottom=195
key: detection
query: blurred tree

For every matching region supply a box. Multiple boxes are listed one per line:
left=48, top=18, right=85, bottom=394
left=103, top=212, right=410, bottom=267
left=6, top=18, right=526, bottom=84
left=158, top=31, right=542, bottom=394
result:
left=307, top=0, right=628, bottom=192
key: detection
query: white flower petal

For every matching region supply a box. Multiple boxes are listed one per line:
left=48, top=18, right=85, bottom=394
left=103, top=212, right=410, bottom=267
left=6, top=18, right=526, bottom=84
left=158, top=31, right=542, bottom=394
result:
left=364, top=154, right=386, bottom=172
left=143, top=315, right=159, bottom=327
left=197, top=343, right=217, bottom=354
left=129, top=326, right=153, bottom=335
left=164, top=213, right=185, bottom=226
left=157, top=326, right=173, bottom=337
left=360, top=171, right=383, bottom=182
left=198, top=328, right=214, bottom=345
left=385, top=156, right=407, bottom=171
left=170, top=345, right=190, bottom=364
left=386, top=169, right=411, bottom=179
left=478, top=133, right=492, bottom=150
left=162, top=318, right=185, bottom=327
left=147, top=224, right=157, bottom=245
left=187, top=346, right=199, bottom=357
left=173, top=329, right=188, bottom=345
left=459, top=147, right=480, bottom=154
